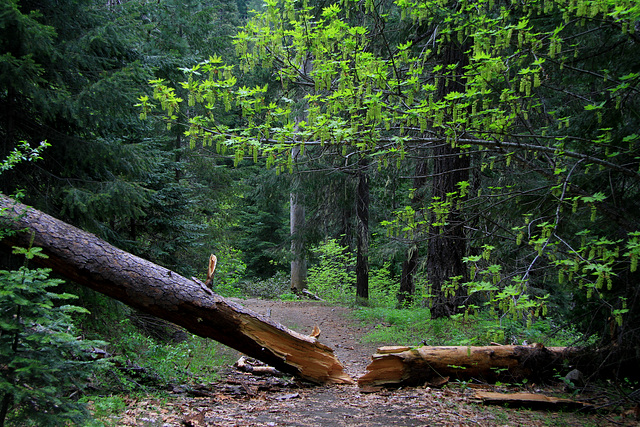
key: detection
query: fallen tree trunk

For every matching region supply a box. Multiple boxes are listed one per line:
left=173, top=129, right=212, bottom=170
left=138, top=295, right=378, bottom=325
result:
left=358, top=344, right=584, bottom=387
left=0, top=194, right=353, bottom=385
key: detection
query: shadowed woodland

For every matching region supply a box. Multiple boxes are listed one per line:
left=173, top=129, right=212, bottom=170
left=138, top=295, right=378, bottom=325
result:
left=1, top=0, right=640, bottom=425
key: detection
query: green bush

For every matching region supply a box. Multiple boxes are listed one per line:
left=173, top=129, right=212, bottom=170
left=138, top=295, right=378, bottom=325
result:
left=82, top=394, right=127, bottom=425
left=307, top=239, right=356, bottom=304
left=307, top=239, right=397, bottom=307
left=236, top=271, right=290, bottom=299
left=0, top=248, right=106, bottom=426
left=368, top=263, right=398, bottom=307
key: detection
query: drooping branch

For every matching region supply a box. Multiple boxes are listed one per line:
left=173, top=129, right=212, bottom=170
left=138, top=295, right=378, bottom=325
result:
left=177, top=120, right=640, bottom=179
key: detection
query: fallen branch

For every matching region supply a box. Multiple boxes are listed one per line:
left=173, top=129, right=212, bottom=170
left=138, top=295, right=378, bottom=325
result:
left=301, top=289, right=323, bottom=301
left=235, top=356, right=281, bottom=376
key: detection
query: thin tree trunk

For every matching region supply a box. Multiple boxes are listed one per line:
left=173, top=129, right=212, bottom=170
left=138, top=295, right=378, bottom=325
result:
left=0, top=392, right=11, bottom=427
left=398, top=245, right=417, bottom=306
left=0, top=194, right=352, bottom=385
left=355, top=158, right=370, bottom=305
left=398, top=159, right=429, bottom=306
left=290, top=174, right=307, bottom=292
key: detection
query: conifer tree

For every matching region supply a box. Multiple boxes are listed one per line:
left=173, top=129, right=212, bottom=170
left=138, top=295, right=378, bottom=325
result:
left=1, top=0, right=247, bottom=275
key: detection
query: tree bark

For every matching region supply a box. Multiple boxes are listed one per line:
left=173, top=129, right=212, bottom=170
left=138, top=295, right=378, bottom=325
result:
left=355, top=159, right=370, bottom=305
left=358, top=344, right=585, bottom=387
left=427, top=39, right=470, bottom=318
left=0, top=194, right=352, bottom=385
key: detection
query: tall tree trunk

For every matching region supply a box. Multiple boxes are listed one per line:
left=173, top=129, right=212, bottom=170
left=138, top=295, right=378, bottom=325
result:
left=0, top=87, right=17, bottom=195
left=398, top=159, right=430, bottom=306
left=290, top=57, right=312, bottom=293
left=290, top=164, right=307, bottom=292
left=355, top=158, right=370, bottom=305
left=427, top=40, right=470, bottom=319
left=0, top=194, right=352, bottom=385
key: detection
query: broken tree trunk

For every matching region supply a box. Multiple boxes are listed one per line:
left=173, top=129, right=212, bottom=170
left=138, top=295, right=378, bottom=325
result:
left=358, top=344, right=584, bottom=387
left=0, top=194, right=352, bottom=385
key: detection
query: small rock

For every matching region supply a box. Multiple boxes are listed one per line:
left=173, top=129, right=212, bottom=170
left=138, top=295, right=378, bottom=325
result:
left=564, top=369, right=585, bottom=390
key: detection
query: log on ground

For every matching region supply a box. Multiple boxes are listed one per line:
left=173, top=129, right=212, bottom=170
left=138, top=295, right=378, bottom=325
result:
left=358, top=344, right=584, bottom=387
left=0, top=194, right=353, bottom=385
left=475, top=391, right=591, bottom=410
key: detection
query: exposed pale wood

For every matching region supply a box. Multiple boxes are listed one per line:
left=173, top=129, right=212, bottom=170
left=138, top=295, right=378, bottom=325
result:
left=204, top=254, right=217, bottom=288
left=376, top=346, right=411, bottom=354
left=310, top=325, right=321, bottom=338
left=358, top=344, right=584, bottom=387
left=0, top=194, right=353, bottom=385
left=476, top=391, right=590, bottom=410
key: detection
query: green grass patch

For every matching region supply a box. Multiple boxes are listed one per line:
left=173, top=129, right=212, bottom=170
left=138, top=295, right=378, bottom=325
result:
left=81, top=395, right=128, bottom=426
left=353, top=307, right=590, bottom=347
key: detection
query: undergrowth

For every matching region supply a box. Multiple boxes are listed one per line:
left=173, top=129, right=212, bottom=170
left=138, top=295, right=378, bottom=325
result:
left=102, top=322, right=235, bottom=390
left=353, top=307, right=592, bottom=348
left=61, top=291, right=237, bottom=426
left=302, top=238, right=594, bottom=349
left=71, top=288, right=236, bottom=394
left=306, top=239, right=398, bottom=307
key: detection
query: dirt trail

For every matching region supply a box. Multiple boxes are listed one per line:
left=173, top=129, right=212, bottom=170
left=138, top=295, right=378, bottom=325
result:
left=231, top=298, right=380, bottom=379
left=112, top=299, right=636, bottom=426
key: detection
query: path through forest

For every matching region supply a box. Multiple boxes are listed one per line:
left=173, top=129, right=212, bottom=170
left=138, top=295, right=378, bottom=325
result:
left=235, top=299, right=380, bottom=380
left=111, top=299, right=637, bottom=426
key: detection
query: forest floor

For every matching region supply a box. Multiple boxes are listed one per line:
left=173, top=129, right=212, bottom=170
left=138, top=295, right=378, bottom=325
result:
left=102, top=299, right=639, bottom=426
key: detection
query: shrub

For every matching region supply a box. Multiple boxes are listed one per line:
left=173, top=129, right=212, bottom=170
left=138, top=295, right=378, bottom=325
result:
left=368, top=263, right=398, bottom=307
left=307, top=239, right=399, bottom=307
left=236, top=271, right=290, bottom=298
left=307, top=239, right=357, bottom=305
left=0, top=248, right=106, bottom=426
